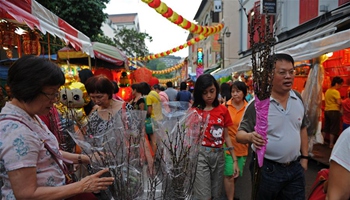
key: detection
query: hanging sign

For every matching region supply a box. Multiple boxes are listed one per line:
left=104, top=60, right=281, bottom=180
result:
left=197, top=48, right=204, bottom=66
left=260, top=0, right=277, bottom=15
left=214, top=0, right=222, bottom=12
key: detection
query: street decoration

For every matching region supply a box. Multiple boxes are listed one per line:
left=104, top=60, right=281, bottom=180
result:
left=151, top=61, right=185, bottom=75
left=133, top=67, right=153, bottom=83
left=158, top=75, right=181, bottom=84
left=22, top=30, right=41, bottom=56
left=142, top=0, right=223, bottom=35
left=126, top=0, right=224, bottom=61
left=0, top=0, right=94, bottom=56
left=128, top=34, right=208, bottom=61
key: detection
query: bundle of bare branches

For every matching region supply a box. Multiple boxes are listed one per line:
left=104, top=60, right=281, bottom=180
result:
left=247, top=5, right=276, bottom=200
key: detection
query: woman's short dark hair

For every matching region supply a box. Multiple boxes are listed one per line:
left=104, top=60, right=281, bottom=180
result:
left=138, top=82, right=151, bottom=95
left=78, top=69, right=94, bottom=84
left=192, top=74, right=220, bottom=109
left=85, top=75, right=114, bottom=99
left=7, top=55, right=65, bottom=102
left=231, top=81, right=248, bottom=101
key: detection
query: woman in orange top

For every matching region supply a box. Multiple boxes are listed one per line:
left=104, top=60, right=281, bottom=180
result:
left=224, top=81, right=249, bottom=200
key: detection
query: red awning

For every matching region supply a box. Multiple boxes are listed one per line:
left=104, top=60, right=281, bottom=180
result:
left=0, top=0, right=94, bottom=56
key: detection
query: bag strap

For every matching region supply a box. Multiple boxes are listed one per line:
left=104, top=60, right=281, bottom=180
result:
left=148, top=92, right=161, bottom=102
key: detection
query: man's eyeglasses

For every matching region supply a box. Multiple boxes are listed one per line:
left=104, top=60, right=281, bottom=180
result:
left=41, top=91, right=60, bottom=100
left=276, top=70, right=295, bottom=77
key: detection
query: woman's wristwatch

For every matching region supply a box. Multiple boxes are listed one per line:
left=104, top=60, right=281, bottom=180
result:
left=300, top=155, right=310, bottom=160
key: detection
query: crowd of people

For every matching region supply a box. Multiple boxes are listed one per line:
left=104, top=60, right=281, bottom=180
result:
left=0, top=53, right=349, bottom=200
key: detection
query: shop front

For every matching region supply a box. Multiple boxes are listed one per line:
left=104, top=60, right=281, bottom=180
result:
left=212, top=10, right=350, bottom=165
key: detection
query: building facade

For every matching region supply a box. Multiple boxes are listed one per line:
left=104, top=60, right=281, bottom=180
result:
left=187, top=0, right=241, bottom=73
left=189, top=0, right=350, bottom=78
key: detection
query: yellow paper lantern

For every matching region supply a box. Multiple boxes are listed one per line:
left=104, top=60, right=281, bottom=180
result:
left=156, top=2, right=168, bottom=14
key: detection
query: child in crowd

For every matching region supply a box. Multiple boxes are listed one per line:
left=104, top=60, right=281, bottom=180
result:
left=192, top=74, right=239, bottom=200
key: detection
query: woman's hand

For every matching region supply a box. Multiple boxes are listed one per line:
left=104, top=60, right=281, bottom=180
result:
left=80, top=168, right=114, bottom=193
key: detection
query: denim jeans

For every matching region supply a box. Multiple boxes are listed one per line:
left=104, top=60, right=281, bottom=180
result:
left=249, top=153, right=305, bottom=200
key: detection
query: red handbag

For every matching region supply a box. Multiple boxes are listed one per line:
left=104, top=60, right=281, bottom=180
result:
left=308, top=168, right=329, bottom=200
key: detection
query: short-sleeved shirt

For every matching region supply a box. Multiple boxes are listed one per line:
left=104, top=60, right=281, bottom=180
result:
left=146, top=91, right=162, bottom=120
left=164, top=88, right=178, bottom=101
left=127, top=98, right=145, bottom=111
left=196, top=104, right=233, bottom=148
left=0, top=103, right=65, bottom=199
left=226, top=100, right=249, bottom=156
left=330, top=127, right=350, bottom=172
left=176, top=90, right=192, bottom=102
left=238, top=90, right=307, bottom=163
left=325, top=88, right=341, bottom=111
left=158, top=91, right=169, bottom=103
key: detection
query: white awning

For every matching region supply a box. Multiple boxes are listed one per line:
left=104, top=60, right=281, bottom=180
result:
left=212, top=17, right=350, bottom=79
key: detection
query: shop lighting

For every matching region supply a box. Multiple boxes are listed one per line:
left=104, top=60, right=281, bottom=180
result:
left=326, top=52, right=333, bottom=57
left=15, top=27, right=27, bottom=35
left=3, top=47, right=9, bottom=50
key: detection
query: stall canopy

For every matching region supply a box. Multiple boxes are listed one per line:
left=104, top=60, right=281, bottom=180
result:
left=58, top=42, right=128, bottom=69
left=212, top=16, right=350, bottom=79
left=0, top=0, right=94, bottom=56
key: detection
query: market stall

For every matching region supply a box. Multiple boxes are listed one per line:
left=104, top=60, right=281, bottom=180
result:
left=57, top=42, right=128, bottom=69
left=0, top=0, right=94, bottom=59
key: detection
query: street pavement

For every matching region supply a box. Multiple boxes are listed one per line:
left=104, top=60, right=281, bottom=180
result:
left=227, top=148, right=329, bottom=200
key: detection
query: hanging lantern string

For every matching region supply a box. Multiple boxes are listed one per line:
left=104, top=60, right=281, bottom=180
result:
left=127, top=0, right=225, bottom=61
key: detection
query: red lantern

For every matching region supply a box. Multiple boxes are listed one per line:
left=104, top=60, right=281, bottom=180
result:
left=134, top=67, right=152, bottom=83
left=148, top=0, right=161, bottom=8
left=162, top=7, right=173, bottom=18
left=117, top=86, right=132, bottom=102
left=175, top=15, right=183, bottom=25
left=149, top=76, right=159, bottom=87
left=94, top=68, right=113, bottom=80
